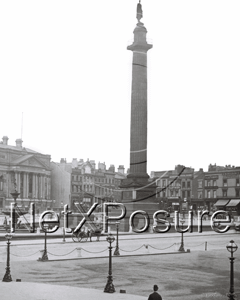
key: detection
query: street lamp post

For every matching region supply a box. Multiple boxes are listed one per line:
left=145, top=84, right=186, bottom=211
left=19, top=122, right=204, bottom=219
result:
left=114, top=221, right=120, bottom=256
left=104, top=234, right=115, bottom=293
left=2, top=233, right=13, bottom=282
left=226, top=240, right=238, bottom=300
left=178, top=219, right=185, bottom=252
left=38, top=224, right=49, bottom=261
left=10, top=186, right=20, bottom=232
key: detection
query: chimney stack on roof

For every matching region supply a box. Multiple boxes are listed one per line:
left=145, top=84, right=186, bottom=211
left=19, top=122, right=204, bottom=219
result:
left=118, top=165, right=125, bottom=174
left=72, top=158, right=78, bottom=168
left=15, top=138, right=23, bottom=149
left=2, top=136, right=9, bottom=145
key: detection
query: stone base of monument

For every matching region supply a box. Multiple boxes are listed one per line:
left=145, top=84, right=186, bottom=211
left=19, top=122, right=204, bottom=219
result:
left=120, top=202, right=159, bottom=232
left=104, top=201, right=159, bottom=232
left=116, top=175, right=160, bottom=232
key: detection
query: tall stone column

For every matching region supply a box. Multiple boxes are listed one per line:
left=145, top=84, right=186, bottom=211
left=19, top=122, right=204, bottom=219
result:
left=128, top=38, right=152, bottom=177
left=119, top=1, right=158, bottom=231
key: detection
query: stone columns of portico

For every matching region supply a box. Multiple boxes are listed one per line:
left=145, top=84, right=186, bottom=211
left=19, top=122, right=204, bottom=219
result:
left=40, top=174, right=44, bottom=199
left=46, top=176, right=49, bottom=199
left=35, top=174, right=39, bottom=199
left=42, top=174, right=45, bottom=199
left=32, top=173, right=36, bottom=198
left=6, top=172, right=9, bottom=198
left=38, top=174, right=40, bottom=199
left=48, top=176, right=51, bottom=200
left=23, top=172, right=27, bottom=198
left=44, top=176, right=46, bottom=199
left=26, top=173, right=29, bottom=199
left=17, top=172, right=21, bottom=192
left=20, top=172, right=24, bottom=199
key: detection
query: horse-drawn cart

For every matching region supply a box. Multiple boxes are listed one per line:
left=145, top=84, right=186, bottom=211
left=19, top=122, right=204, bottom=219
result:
left=71, top=228, right=102, bottom=242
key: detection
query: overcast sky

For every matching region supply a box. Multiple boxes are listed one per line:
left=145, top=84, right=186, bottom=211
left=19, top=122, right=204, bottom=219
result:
left=1, top=1, right=240, bottom=174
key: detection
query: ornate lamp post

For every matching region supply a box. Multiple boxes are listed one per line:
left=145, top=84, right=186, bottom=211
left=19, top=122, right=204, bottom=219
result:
left=178, top=219, right=185, bottom=252
left=2, top=233, right=13, bottom=282
left=104, top=234, right=115, bottom=293
left=38, top=224, right=49, bottom=261
left=10, top=184, right=20, bottom=232
left=226, top=240, right=238, bottom=300
left=114, top=221, right=120, bottom=256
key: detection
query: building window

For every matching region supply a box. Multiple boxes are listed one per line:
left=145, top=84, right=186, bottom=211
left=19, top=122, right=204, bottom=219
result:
left=175, top=190, right=178, bottom=197
left=208, top=191, right=211, bottom=198
left=223, top=189, right=227, bottom=197
left=182, top=191, right=185, bottom=198
left=213, top=190, right=217, bottom=198
left=162, top=180, right=165, bottom=187
left=187, top=181, right=191, bottom=188
left=236, top=189, right=239, bottom=197
left=198, top=181, right=202, bottom=188
left=0, top=175, right=3, bottom=191
left=223, top=179, right=228, bottom=187
left=207, top=181, right=211, bottom=187
left=187, top=191, right=190, bottom=198
left=236, top=178, right=239, bottom=187
left=213, top=180, right=217, bottom=186
left=182, top=181, right=185, bottom=188
left=198, top=192, right=202, bottom=199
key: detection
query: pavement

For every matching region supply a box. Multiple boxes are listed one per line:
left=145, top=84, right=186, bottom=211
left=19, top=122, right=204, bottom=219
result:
left=0, top=219, right=238, bottom=300
left=0, top=282, right=147, bottom=300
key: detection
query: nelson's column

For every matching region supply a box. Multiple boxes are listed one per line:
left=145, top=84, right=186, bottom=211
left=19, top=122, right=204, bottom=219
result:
left=119, top=1, right=159, bottom=231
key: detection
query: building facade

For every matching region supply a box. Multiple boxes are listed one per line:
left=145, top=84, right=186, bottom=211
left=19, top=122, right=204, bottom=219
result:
left=151, top=163, right=240, bottom=216
left=51, top=158, right=126, bottom=212
left=151, top=165, right=194, bottom=212
left=203, top=164, right=240, bottom=215
left=0, top=136, right=52, bottom=213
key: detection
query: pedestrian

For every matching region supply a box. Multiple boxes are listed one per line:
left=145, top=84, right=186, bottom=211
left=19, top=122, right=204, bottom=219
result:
left=95, top=225, right=101, bottom=241
left=17, top=218, right=21, bottom=229
left=148, top=285, right=162, bottom=300
left=87, top=228, right=92, bottom=242
left=3, top=216, right=8, bottom=228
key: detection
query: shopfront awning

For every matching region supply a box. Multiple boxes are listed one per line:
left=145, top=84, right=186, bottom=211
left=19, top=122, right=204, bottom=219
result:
left=214, top=199, right=230, bottom=206
left=226, top=199, right=240, bottom=207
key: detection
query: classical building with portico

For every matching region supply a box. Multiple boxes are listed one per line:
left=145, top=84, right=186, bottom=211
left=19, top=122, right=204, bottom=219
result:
left=0, top=136, right=52, bottom=213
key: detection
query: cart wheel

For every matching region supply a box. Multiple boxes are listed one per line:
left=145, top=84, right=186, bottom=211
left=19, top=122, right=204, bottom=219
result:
left=80, top=232, right=88, bottom=242
left=72, top=232, right=80, bottom=242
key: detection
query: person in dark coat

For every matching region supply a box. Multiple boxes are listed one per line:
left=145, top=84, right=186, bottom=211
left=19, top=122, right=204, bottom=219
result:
left=148, top=285, right=162, bottom=300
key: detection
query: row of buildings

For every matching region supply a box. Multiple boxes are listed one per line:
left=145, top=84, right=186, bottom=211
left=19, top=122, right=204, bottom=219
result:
left=1, top=136, right=240, bottom=216
left=151, top=164, right=240, bottom=215
left=0, top=136, right=126, bottom=214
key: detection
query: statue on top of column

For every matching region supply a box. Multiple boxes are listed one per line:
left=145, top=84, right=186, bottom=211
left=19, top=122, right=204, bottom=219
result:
left=137, top=0, right=143, bottom=23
